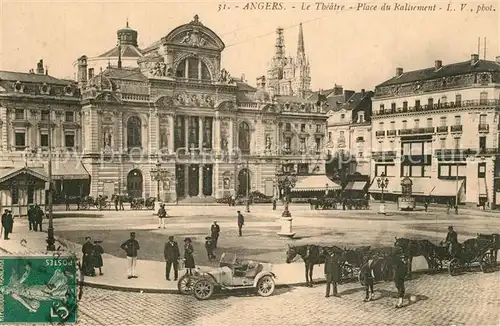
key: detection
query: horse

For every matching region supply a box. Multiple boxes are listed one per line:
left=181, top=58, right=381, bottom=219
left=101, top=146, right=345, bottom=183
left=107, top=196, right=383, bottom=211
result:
left=477, top=233, right=500, bottom=265
left=285, top=244, right=343, bottom=287
left=394, top=237, right=436, bottom=278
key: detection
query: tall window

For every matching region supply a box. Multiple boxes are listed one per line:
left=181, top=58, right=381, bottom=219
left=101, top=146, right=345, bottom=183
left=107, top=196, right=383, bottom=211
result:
left=358, top=112, right=365, bottom=123
left=440, top=116, right=447, bottom=126
left=415, top=100, right=420, bottom=109
left=402, top=101, right=408, bottom=110
left=15, top=132, right=26, bottom=151
left=480, top=91, right=488, bottom=105
left=427, top=118, right=433, bottom=127
left=479, top=114, right=487, bottom=125
left=299, top=138, right=306, bottom=152
left=379, top=122, right=384, bottom=130
left=175, top=58, right=211, bottom=80
left=65, top=133, right=75, bottom=148
left=301, top=124, right=306, bottom=132
left=15, top=109, right=25, bottom=120
left=27, top=186, right=34, bottom=204
left=402, top=120, right=407, bottom=129
left=41, top=110, right=50, bottom=121
left=40, top=132, right=48, bottom=147
left=238, top=121, right=250, bottom=154
left=316, top=124, right=321, bottom=132
left=428, top=98, right=434, bottom=107
left=284, top=137, right=291, bottom=150
left=414, top=119, right=420, bottom=128
left=127, top=116, right=142, bottom=148
left=455, top=94, right=462, bottom=106
left=454, top=137, right=461, bottom=149
left=440, top=138, right=446, bottom=148
left=11, top=187, right=19, bottom=205
left=315, top=138, right=321, bottom=151
left=390, top=121, right=395, bottom=130
left=65, top=111, right=74, bottom=122
left=379, top=104, right=384, bottom=112
left=391, top=103, right=396, bottom=111
left=454, top=115, right=461, bottom=125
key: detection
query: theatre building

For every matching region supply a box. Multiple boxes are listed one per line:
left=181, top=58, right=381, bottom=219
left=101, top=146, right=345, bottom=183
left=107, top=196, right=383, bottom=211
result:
left=78, top=15, right=328, bottom=202
left=0, top=62, right=86, bottom=215
left=369, top=54, right=500, bottom=208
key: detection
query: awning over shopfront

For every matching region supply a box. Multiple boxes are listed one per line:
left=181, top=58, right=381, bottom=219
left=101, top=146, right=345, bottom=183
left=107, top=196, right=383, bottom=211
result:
left=344, top=181, right=367, bottom=191
left=0, top=166, right=48, bottom=184
left=49, top=162, right=90, bottom=180
left=292, top=175, right=341, bottom=192
left=478, top=180, right=487, bottom=197
left=429, top=179, right=464, bottom=197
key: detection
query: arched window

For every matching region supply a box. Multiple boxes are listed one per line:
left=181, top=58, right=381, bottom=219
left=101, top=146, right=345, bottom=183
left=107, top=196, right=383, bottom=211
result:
left=175, top=58, right=211, bottom=80
left=127, top=116, right=142, bottom=148
left=238, top=121, right=250, bottom=154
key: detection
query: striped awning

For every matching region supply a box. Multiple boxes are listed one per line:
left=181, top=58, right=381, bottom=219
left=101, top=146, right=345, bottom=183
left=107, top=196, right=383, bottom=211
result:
left=292, top=175, right=341, bottom=192
left=429, top=179, right=464, bottom=197
left=344, top=181, right=367, bottom=191
left=48, top=161, right=90, bottom=180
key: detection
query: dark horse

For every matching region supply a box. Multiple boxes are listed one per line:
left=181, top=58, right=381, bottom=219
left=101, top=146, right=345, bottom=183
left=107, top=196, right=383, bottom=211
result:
left=286, top=244, right=343, bottom=287
left=394, top=237, right=436, bottom=278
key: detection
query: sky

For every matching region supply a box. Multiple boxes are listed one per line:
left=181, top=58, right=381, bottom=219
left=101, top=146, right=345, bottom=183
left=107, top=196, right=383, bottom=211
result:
left=0, top=0, right=498, bottom=91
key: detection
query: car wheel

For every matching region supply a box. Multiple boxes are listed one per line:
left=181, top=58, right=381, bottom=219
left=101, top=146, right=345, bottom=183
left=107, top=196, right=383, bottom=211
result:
left=177, top=274, right=194, bottom=295
left=193, top=279, right=214, bottom=300
left=256, top=275, right=275, bottom=297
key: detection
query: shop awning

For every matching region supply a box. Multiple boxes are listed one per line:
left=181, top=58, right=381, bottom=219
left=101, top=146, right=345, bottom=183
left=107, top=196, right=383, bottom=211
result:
left=478, top=180, right=487, bottom=197
left=429, top=179, right=464, bottom=197
left=292, top=175, right=341, bottom=192
left=344, top=181, right=367, bottom=191
left=49, top=162, right=90, bottom=180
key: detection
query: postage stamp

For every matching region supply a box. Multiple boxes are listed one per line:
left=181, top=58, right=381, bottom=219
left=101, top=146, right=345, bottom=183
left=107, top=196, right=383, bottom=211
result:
left=0, top=254, right=78, bottom=324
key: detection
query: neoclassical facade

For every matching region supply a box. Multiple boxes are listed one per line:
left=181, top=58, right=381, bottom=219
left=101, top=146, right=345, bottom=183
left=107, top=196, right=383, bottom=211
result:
left=368, top=55, right=500, bottom=207
left=77, top=15, right=328, bottom=202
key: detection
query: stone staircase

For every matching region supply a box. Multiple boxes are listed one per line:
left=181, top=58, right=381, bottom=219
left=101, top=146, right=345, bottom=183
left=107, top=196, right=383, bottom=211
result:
left=177, top=196, right=218, bottom=205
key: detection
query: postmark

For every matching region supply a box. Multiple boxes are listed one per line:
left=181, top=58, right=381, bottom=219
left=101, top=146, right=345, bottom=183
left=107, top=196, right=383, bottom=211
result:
left=0, top=254, right=78, bottom=324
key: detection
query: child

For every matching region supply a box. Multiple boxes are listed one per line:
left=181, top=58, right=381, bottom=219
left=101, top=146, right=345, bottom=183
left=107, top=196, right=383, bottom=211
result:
left=205, top=236, right=216, bottom=261
left=93, top=240, right=104, bottom=276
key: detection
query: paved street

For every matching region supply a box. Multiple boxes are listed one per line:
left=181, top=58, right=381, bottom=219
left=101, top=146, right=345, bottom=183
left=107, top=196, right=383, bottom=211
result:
left=76, top=271, right=499, bottom=326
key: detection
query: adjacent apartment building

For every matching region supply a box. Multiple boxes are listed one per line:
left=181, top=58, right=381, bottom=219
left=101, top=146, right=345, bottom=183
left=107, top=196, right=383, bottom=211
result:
left=369, top=54, right=500, bottom=208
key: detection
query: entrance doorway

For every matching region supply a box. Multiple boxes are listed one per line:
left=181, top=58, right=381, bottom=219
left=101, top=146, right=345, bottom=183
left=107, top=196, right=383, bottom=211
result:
left=188, top=165, right=199, bottom=196
left=238, top=169, right=251, bottom=196
left=127, top=169, right=143, bottom=198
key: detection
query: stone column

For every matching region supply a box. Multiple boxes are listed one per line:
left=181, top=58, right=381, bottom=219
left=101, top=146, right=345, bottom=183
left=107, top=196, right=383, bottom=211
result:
left=214, top=116, right=221, bottom=154
left=184, top=115, right=189, bottom=150
left=198, top=164, right=205, bottom=197
left=198, top=60, right=202, bottom=80
left=168, top=115, right=174, bottom=154
left=184, top=60, right=189, bottom=79
left=199, top=116, right=204, bottom=150
left=184, top=165, right=189, bottom=197
left=275, top=123, right=280, bottom=155
left=228, top=118, right=234, bottom=152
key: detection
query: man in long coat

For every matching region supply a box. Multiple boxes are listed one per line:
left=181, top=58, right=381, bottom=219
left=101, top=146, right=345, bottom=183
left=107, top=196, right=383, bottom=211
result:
left=82, top=237, right=96, bottom=276
left=27, top=205, right=36, bottom=231
left=1, top=209, right=13, bottom=240
left=34, top=205, right=44, bottom=232
left=445, top=225, right=459, bottom=256
left=164, top=236, right=180, bottom=281
left=324, top=250, right=341, bottom=297
left=237, top=211, right=244, bottom=237
left=210, top=221, right=220, bottom=248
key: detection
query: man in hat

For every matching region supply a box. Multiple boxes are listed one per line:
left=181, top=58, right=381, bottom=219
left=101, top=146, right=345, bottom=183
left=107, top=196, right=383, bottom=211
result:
left=1, top=209, right=13, bottom=240
left=444, top=225, right=459, bottom=257
left=120, top=232, right=140, bottom=279
left=361, top=255, right=378, bottom=302
left=157, top=204, right=166, bottom=229
left=82, top=237, right=96, bottom=276
left=324, top=249, right=341, bottom=298
left=393, top=252, right=408, bottom=308
left=27, top=204, right=36, bottom=231
left=164, top=236, right=180, bottom=281
left=237, top=211, right=244, bottom=237
left=210, top=221, right=220, bottom=248
left=205, top=236, right=216, bottom=261
left=34, top=204, right=44, bottom=232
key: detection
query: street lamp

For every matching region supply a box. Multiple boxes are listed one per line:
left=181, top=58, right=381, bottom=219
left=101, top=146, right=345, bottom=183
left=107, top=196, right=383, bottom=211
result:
left=376, top=172, right=389, bottom=214
left=46, top=105, right=55, bottom=251
left=245, top=159, right=250, bottom=213
left=276, top=167, right=297, bottom=238
left=155, top=158, right=161, bottom=201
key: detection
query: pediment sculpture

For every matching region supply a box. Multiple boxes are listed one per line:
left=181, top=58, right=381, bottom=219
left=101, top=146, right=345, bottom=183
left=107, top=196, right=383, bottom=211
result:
left=179, top=29, right=211, bottom=48
left=217, top=68, right=232, bottom=84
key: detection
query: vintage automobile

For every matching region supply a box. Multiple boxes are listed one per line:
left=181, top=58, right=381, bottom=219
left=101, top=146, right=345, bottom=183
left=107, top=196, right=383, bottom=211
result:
left=177, top=253, right=277, bottom=300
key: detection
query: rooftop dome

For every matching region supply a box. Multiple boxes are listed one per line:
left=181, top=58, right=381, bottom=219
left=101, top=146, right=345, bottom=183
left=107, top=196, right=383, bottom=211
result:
left=97, top=20, right=143, bottom=59
left=117, top=20, right=138, bottom=46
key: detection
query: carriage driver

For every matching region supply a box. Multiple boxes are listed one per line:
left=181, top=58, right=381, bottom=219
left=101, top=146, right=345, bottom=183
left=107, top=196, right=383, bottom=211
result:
left=444, top=226, right=459, bottom=256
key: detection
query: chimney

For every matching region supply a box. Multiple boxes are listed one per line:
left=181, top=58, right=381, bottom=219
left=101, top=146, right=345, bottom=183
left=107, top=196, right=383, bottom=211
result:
left=396, top=67, right=403, bottom=76
left=496, top=56, right=500, bottom=64
left=36, top=59, right=44, bottom=74
left=88, top=68, right=94, bottom=79
left=361, top=89, right=365, bottom=96
left=77, top=55, right=88, bottom=84
left=434, top=60, right=442, bottom=71
left=471, top=54, right=479, bottom=65
left=29, top=69, right=34, bottom=74
left=241, top=73, right=245, bottom=82
left=333, top=84, right=343, bottom=95
left=45, top=66, right=48, bottom=75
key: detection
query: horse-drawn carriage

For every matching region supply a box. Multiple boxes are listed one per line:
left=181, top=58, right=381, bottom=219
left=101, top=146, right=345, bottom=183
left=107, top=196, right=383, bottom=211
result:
left=178, top=253, right=276, bottom=300
left=78, top=195, right=112, bottom=210
left=130, top=197, right=156, bottom=210
left=343, top=198, right=370, bottom=210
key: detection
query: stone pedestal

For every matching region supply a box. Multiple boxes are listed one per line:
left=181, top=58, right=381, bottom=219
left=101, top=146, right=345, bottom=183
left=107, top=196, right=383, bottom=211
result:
left=378, top=203, right=386, bottom=214
left=278, top=217, right=295, bottom=238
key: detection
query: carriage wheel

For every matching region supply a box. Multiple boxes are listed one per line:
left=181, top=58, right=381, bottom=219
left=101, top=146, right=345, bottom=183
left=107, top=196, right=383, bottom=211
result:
left=193, top=279, right=214, bottom=300
left=341, top=264, right=353, bottom=283
left=256, top=276, right=275, bottom=297
left=448, top=258, right=461, bottom=276
left=480, top=253, right=492, bottom=273
left=177, top=274, right=194, bottom=295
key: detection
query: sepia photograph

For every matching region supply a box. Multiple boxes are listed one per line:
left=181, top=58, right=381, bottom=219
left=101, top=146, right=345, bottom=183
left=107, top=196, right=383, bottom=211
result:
left=0, top=0, right=498, bottom=325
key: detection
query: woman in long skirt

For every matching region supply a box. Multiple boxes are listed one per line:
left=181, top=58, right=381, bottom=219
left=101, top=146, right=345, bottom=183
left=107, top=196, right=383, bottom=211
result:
left=183, top=237, right=195, bottom=275
left=93, top=240, right=104, bottom=275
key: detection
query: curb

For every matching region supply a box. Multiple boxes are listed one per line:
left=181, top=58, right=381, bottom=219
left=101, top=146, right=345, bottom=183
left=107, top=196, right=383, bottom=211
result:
left=81, top=279, right=328, bottom=294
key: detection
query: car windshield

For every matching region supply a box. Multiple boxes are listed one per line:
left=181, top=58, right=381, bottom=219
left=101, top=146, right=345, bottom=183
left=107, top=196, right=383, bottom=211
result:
left=219, top=252, right=238, bottom=265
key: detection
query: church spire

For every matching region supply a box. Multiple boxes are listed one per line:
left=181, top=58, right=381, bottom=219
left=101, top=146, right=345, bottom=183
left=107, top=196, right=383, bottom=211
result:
left=297, top=23, right=305, bottom=56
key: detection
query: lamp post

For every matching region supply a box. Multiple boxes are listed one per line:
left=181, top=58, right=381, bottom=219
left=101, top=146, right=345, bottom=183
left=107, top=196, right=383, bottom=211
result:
left=376, top=173, right=389, bottom=214
left=245, top=159, right=250, bottom=213
left=276, top=167, right=297, bottom=238
left=155, top=158, right=161, bottom=201
left=46, top=105, right=55, bottom=251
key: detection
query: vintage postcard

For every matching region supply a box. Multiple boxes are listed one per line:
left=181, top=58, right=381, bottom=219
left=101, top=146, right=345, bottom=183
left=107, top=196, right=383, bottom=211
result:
left=0, top=0, right=498, bottom=325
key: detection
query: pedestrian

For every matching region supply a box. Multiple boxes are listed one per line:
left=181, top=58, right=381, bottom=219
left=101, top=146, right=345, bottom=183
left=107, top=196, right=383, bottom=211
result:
left=361, top=256, right=378, bottom=302
left=82, top=237, right=96, bottom=276
left=114, top=194, right=119, bottom=211
left=444, top=225, right=459, bottom=257
left=446, top=201, right=451, bottom=214
left=164, top=236, right=180, bottom=281
left=1, top=209, right=13, bottom=240
left=119, top=195, right=124, bottom=210
left=324, top=249, right=341, bottom=298
left=393, top=252, right=408, bottom=308
left=65, top=193, right=70, bottom=211
left=34, top=205, right=43, bottom=231
left=205, top=236, right=216, bottom=261
left=423, top=201, right=428, bottom=212
left=93, top=240, right=104, bottom=276
left=237, top=210, right=244, bottom=237
left=157, top=204, right=166, bottom=229
left=120, top=232, right=140, bottom=279
left=183, top=237, right=195, bottom=275
left=27, top=204, right=36, bottom=231
left=210, top=221, right=220, bottom=248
